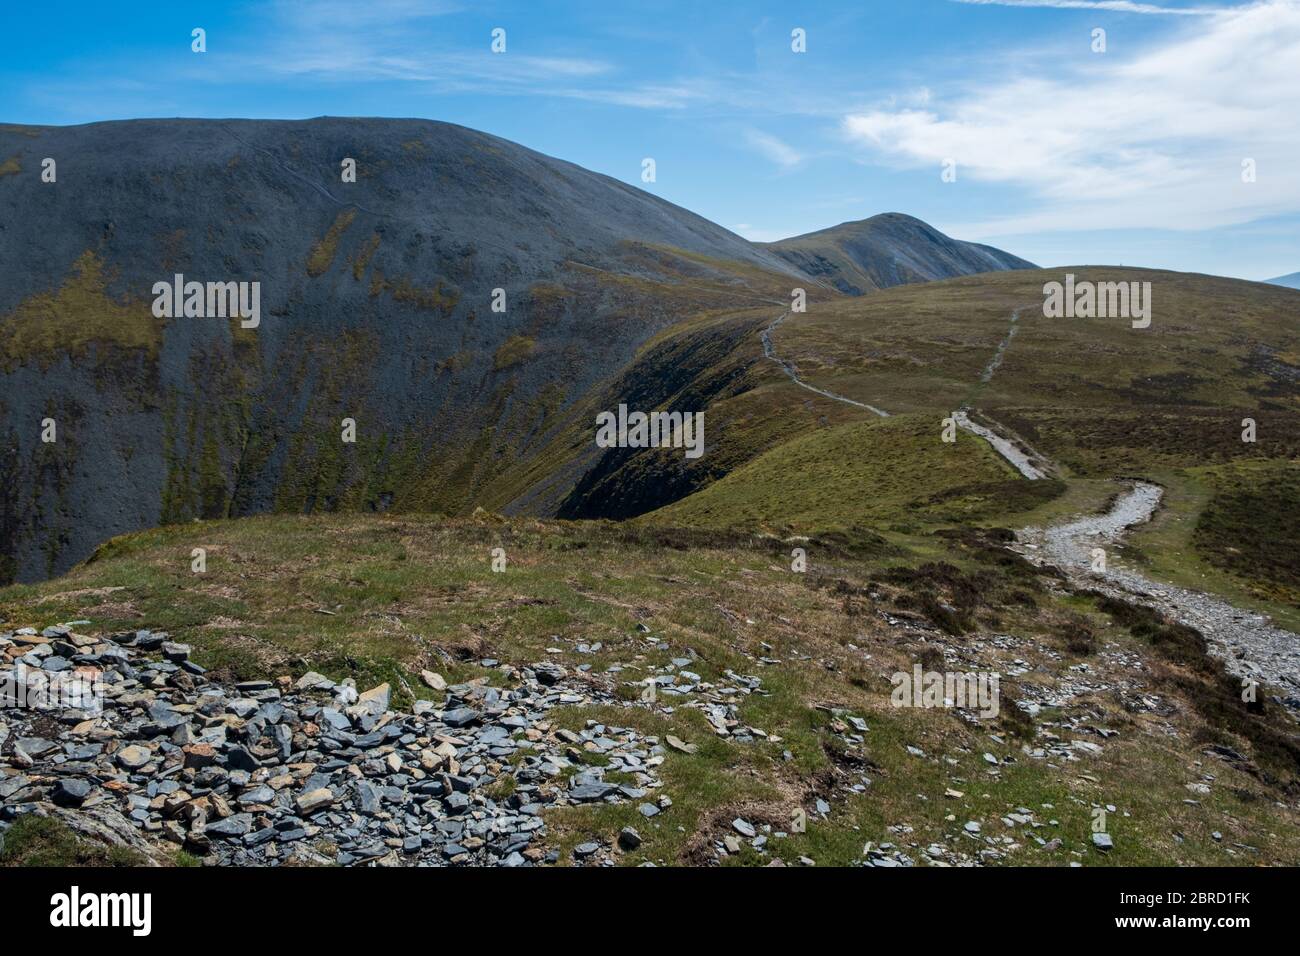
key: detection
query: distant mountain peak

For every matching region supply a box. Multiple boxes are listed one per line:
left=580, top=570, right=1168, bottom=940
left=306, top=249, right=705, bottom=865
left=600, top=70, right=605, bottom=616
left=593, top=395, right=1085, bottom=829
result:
left=764, top=213, right=1035, bottom=295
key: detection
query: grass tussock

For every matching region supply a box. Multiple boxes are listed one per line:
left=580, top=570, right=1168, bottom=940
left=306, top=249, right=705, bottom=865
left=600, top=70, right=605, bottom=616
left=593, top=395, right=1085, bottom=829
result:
left=0, top=816, right=146, bottom=868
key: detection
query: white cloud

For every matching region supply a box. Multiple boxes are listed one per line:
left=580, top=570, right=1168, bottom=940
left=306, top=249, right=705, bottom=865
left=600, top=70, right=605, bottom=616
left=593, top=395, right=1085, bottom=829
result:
left=554, top=84, right=703, bottom=110
left=745, top=129, right=804, bottom=168
left=264, top=50, right=612, bottom=83
left=243, top=0, right=620, bottom=101
left=731, top=224, right=789, bottom=242
left=950, top=0, right=1225, bottom=14
left=268, top=0, right=464, bottom=27
left=844, top=0, right=1300, bottom=233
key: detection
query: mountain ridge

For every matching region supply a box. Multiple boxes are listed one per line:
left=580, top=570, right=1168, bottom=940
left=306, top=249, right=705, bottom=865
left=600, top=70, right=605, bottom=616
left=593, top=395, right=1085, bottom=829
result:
left=0, top=117, right=1033, bottom=583
left=764, top=212, right=1037, bottom=295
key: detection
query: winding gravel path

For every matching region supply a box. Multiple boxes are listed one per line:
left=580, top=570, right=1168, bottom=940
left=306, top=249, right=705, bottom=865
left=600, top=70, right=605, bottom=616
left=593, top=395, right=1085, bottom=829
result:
left=759, top=308, right=1039, bottom=474
left=759, top=307, right=1298, bottom=704
left=1017, top=481, right=1300, bottom=708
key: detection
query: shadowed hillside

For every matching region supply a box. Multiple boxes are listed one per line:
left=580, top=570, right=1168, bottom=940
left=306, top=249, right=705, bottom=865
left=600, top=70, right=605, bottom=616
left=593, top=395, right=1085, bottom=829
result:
left=0, top=118, right=811, bottom=582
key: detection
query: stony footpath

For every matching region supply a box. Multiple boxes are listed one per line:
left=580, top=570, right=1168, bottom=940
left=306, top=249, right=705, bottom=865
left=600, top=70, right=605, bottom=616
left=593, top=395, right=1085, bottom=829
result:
left=0, top=623, right=664, bottom=866
left=1017, top=481, right=1300, bottom=714
left=952, top=409, right=1050, bottom=481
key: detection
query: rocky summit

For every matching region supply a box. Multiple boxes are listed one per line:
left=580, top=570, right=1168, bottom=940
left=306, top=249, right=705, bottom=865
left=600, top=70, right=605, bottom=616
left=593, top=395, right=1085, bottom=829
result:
left=0, top=622, right=667, bottom=867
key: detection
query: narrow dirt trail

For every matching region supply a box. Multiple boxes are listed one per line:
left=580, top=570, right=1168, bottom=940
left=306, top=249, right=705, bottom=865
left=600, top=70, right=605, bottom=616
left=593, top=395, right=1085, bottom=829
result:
left=979, top=308, right=1021, bottom=383
left=954, top=308, right=1054, bottom=480
left=760, top=307, right=1041, bottom=472
left=761, top=312, right=890, bottom=416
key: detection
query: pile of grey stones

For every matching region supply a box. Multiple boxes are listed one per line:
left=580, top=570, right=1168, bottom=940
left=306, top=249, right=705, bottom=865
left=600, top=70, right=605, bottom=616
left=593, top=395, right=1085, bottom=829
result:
left=1, top=623, right=662, bottom=866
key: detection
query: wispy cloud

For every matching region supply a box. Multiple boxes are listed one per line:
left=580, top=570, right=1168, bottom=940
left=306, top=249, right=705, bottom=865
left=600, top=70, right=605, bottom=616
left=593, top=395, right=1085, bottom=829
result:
left=233, top=2, right=868, bottom=115
left=261, top=49, right=612, bottom=84
left=745, top=129, right=804, bottom=168
left=239, top=0, right=626, bottom=103
left=553, top=84, right=703, bottom=110
left=730, top=224, right=789, bottom=242
left=845, top=0, right=1300, bottom=233
left=949, top=0, right=1227, bottom=14
left=268, top=0, right=465, bottom=28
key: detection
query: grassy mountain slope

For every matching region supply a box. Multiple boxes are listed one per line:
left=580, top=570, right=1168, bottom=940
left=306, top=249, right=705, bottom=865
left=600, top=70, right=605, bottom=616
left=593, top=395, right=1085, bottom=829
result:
left=2, top=119, right=1043, bottom=587
left=631, top=267, right=1298, bottom=624
left=4, top=252, right=1297, bottom=866
left=646, top=414, right=1064, bottom=532
left=3, top=507, right=1297, bottom=866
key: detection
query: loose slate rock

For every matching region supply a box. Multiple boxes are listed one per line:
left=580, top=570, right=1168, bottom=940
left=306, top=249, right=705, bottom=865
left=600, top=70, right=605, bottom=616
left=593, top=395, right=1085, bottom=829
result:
left=441, top=707, right=481, bottom=728
left=52, top=778, right=92, bottom=807
left=356, top=683, right=391, bottom=716
left=0, top=619, right=663, bottom=868
left=665, top=735, right=698, bottom=755
left=207, top=814, right=253, bottom=838
left=117, top=745, right=152, bottom=770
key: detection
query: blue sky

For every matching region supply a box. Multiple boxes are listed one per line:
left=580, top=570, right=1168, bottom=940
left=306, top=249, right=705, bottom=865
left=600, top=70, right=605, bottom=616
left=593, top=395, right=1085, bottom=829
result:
left=2, top=0, right=1298, bottom=280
